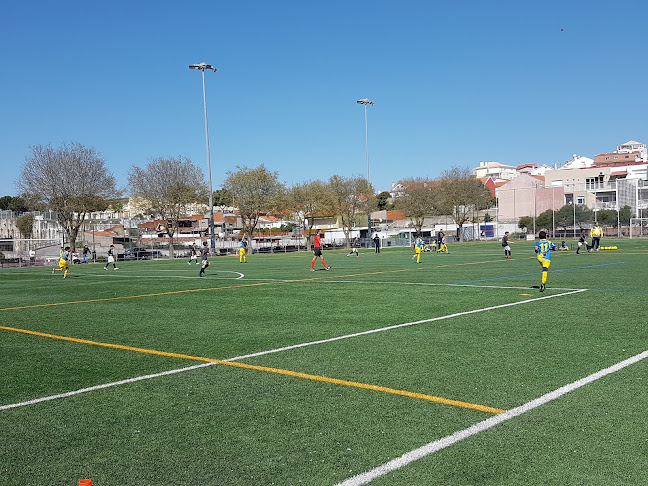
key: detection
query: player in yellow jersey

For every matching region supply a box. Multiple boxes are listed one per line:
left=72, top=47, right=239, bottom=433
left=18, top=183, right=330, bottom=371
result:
left=239, top=236, right=248, bottom=263
left=52, top=246, right=71, bottom=278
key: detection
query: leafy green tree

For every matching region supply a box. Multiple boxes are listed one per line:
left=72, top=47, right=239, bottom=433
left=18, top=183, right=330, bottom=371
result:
left=17, top=142, right=118, bottom=250
left=224, top=164, right=284, bottom=239
left=483, top=212, right=493, bottom=223
left=16, top=214, right=34, bottom=239
left=518, top=216, right=533, bottom=232
left=129, top=156, right=207, bottom=257
left=376, top=191, right=391, bottom=210
left=212, top=188, right=234, bottom=210
left=535, top=210, right=553, bottom=232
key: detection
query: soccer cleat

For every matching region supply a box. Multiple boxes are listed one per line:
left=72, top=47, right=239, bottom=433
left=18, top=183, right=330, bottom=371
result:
left=104, top=267, right=108, bottom=270
left=310, top=269, right=315, bottom=272
left=188, top=262, right=191, bottom=265
left=326, top=266, right=331, bottom=270
left=52, top=268, right=55, bottom=274
left=114, top=267, right=118, bottom=270
left=540, top=283, right=545, bottom=292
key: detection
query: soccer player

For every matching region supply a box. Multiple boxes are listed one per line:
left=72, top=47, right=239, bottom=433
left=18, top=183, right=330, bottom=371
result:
left=239, top=236, right=248, bottom=263
left=502, top=231, right=512, bottom=259
left=590, top=221, right=603, bottom=251
left=310, top=229, right=330, bottom=271
left=199, top=241, right=210, bottom=276
left=437, top=234, right=449, bottom=253
left=534, top=231, right=557, bottom=292
left=576, top=231, right=591, bottom=254
left=414, top=234, right=423, bottom=263
left=188, top=243, right=199, bottom=264
left=52, top=246, right=71, bottom=278
left=104, top=245, right=118, bottom=270
left=347, top=237, right=360, bottom=258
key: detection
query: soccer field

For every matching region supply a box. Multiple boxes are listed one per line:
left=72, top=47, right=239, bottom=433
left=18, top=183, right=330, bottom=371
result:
left=1, top=240, right=647, bottom=485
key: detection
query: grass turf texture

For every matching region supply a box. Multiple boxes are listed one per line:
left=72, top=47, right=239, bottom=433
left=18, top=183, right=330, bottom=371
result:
left=1, top=240, right=647, bottom=485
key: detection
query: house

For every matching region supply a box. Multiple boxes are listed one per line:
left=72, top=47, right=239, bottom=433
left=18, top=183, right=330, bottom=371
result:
left=472, top=161, right=519, bottom=181
left=496, top=173, right=564, bottom=223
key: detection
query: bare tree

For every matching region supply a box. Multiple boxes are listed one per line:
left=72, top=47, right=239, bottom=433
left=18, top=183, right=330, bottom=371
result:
left=399, top=179, right=440, bottom=233
left=129, top=156, right=207, bottom=257
left=286, top=180, right=334, bottom=245
left=17, top=142, right=118, bottom=249
left=224, top=165, right=284, bottom=238
left=437, top=166, right=491, bottom=242
left=328, top=175, right=373, bottom=246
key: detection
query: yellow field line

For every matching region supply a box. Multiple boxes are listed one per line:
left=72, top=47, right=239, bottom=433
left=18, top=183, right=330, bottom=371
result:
left=0, top=325, right=505, bottom=414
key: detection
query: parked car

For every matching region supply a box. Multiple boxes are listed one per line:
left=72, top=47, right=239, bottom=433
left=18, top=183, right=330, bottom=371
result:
left=120, top=247, right=163, bottom=261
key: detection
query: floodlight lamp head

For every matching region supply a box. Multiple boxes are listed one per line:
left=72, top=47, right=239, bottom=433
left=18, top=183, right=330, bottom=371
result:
left=357, top=98, right=375, bottom=105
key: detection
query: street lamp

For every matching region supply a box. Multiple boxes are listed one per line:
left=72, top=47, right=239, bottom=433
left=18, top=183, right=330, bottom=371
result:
left=190, top=62, right=217, bottom=252
left=357, top=98, right=374, bottom=238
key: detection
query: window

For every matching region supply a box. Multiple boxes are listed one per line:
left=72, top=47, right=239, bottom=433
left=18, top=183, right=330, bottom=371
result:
left=577, top=197, right=585, bottom=204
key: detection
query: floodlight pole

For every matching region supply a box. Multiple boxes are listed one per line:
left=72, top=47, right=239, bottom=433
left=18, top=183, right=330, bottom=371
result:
left=190, top=62, right=217, bottom=252
left=357, top=98, right=374, bottom=239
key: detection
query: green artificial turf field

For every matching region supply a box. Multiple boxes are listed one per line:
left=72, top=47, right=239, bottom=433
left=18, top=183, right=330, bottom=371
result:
left=1, top=239, right=647, bottom=485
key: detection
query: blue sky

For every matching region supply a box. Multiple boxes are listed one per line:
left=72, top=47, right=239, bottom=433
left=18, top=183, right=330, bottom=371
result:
left=2, top=1, right=647, bottom=197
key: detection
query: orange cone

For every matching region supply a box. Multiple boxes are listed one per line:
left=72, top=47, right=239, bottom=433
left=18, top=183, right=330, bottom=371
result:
left=79, top=480, right=92, bottom=486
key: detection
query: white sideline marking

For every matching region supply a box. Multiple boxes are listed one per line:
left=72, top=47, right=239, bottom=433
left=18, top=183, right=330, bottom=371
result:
left=336, top=350, right=648, bottom=486
left=0, top=289, right=586, bottom=411
left=0, top=363, right=215, bottom=411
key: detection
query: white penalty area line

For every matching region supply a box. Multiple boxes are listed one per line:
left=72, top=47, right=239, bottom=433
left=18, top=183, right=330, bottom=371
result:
left=336, top=349, right=648, bottom=486
left=0, top=288, right=586, bottom=411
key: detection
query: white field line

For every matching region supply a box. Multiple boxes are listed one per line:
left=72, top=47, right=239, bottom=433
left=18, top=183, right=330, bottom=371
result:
left=0, top=363, right=214, bottom=411
left=72, top=271, right=245, bottom=280
left=1, top=289, right=587, bottom=411
left=336, top=349, right=648, bottom=486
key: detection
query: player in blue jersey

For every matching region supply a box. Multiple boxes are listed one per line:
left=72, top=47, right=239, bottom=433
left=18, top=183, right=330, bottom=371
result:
left=534, top=231, right=557, bottom=292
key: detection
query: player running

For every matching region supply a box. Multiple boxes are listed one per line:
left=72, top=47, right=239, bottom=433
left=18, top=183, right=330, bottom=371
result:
left=534, top=231, right=557, bottom=292
left=199, top=241, right=211, bottom=276
left=52, top=246, right=71, bottom=278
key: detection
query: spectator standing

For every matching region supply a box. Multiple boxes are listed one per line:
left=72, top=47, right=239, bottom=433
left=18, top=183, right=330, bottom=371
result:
left=590, top=222, right=603, bottom=251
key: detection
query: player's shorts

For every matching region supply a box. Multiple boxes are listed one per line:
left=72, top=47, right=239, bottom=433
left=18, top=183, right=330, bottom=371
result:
left=313, top=248, right=322, bottom=257
left=415, top=247, right=422, bottom=254
left=59, top=259, right=68, bottom=269
left=239, top=248, right=246, bottom=256
left=108, top=255, right=115, bottom=263
left=202, top=259, right=209, bottom=265
left=537, top=256, right=551, bottom=268
left=503, top=245, right=511, bottom=251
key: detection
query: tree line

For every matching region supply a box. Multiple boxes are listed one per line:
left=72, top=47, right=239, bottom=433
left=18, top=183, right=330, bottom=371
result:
left=11, top=141, right=494, bottom=254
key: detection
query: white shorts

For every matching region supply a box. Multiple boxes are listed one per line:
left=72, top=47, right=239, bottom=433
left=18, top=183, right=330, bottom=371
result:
left=202, top=259, right=209, bottom=265
left=503, top=245, right=511, bottom=251
left=108, top=255, right=115, bottom=263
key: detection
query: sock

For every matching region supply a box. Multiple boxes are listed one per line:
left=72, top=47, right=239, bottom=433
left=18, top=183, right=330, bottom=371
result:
left=542, top=271, right=547, bottom=284
left=321, top=259, right=328, bottom=268
left=416, top=254, right=420, bottom=263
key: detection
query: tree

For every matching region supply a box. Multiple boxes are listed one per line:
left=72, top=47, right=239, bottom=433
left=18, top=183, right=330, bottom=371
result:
left=17, top=142, right=118, bottom=250
left=400, top=180, right=439, bottom=233
left=518, top=216, right=533, bottom=233
left=376, top=191, right=392, bottom=210
left=16, top=214, right=34, bottom=239
left=0, top=195, right=29, bottom=212
left=129, top=156, right=207, bottom=257
left=212, top=188, right=234, bottom=210
left=535, top=210, right=553, bottom=233
left=437, top=166, right=491, bottom=242
left=619, top=205, right=632, bottom=225
left=224, top=165, right=284, bottom=238
left=286, top=180, right=334, bottom=242
left=328, top=175, right=373, bottom=246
